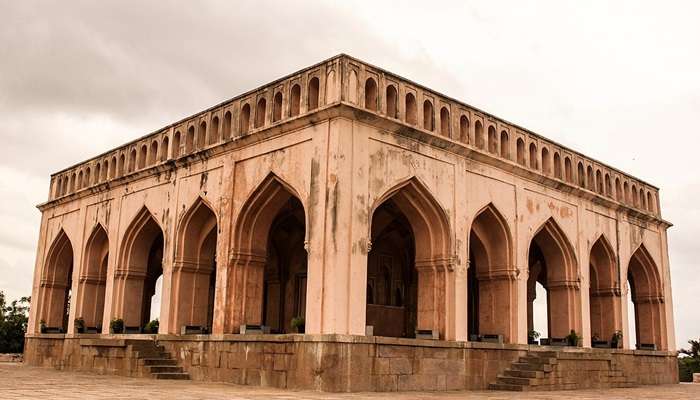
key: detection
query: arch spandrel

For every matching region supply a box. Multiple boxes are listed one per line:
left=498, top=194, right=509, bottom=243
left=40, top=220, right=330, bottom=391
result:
left=175, top=196, right=219, bottom=264
left=529, top=217, right=579, bottom=284
left=117, top=206, right=163, bottom=274
left=81, top=223, right=109, bottom=277
left=588, top=234, right=618, bottom=290
left=232, top=172, right=307, bottom=258
left=369, top=176, right=452, bottom=263
left=42, top=229, right=74, bottom=286
left=468, top=202, right=514, bottom=275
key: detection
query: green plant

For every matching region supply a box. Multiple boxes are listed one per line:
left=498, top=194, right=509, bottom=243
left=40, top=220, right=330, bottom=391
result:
left=678, top=338, right=700, bottom=382
left=566, top=329, right=581, bottom=346
left=528, top=330, right=540, bottom=340
left=0, top=292, right=31, bottom=352
left=110, top=318, right=124, bottom=334
left=291, top=316, right=305, bottom=330
left=144, top=319, right=159, bottom=334
left=74, top=317, right=85, bottom=332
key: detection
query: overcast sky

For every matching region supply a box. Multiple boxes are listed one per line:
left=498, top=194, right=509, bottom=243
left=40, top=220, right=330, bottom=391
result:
left=1, top=1, right=698, bottom=347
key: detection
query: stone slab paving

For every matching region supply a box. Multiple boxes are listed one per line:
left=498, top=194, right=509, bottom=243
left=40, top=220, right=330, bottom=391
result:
left=1, top=363, right=698, bottom=400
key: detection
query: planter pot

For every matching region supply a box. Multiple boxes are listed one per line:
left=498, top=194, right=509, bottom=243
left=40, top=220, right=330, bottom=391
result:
left=295, top=325, right=305, bottom=334
left=539, top=338, right=551, bottom=346
left=76, top=327, right=85, bottom=334
left=592, top=340, right=609, bottom=348
left=528, top=339, right=539, bottom=345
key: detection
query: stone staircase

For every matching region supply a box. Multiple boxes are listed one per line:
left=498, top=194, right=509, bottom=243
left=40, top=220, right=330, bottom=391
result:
left=489, top=350, right=631, bottom=391
left=129, top=340, right=190, bottom=380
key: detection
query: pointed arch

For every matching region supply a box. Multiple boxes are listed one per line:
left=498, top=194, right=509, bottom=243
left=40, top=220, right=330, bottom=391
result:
left=527, top=217, right=580, bottom=339
left=226, top=173, right=307, bottom=334
left=405, top=93, right=417, bottom=125
left=627, top=244, right=666, bottom=349
left=37, top=229, right=74, bottom=332
left=209, top=115, right=220, bottom=145
left=370, top=177, right=451, bottom=263
left=307, top=76, right=320, bottom=110
left=369, top=176, right=452, bottom=339
left=468, top=203, right=516, bottom=342
left=76, top=223, right=109, bottom=330
left=255, top=97, right=266, bottom=128
left=588, top=234, right=621, bottom=343
left=233, top=173, right=306, bottom=258
left=171, top=197, right=219, bottom=333
left=386, top=85, right=398, bottom=118
left=364, top=77, right=377, bottom=111
left=113, top=206, right=164, bottom=329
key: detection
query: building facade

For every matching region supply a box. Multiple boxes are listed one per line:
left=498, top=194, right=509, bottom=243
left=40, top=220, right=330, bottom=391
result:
left=25, top=55, right=677, bottom=391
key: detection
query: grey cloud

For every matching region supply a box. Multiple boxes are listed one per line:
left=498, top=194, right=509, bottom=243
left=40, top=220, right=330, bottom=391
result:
left=1, top=0, right=699, bottom=345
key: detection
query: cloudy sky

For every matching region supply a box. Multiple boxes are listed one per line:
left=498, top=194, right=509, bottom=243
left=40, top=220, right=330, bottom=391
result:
left=1, top=1, right=698, bottom=346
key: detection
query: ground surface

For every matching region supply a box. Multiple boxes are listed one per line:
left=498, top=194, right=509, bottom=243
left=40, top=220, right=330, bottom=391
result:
left=1, top=363, right=697, bottom=400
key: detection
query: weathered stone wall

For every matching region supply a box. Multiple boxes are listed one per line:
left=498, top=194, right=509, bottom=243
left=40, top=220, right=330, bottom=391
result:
left=24, top=335, right=677, bottom=392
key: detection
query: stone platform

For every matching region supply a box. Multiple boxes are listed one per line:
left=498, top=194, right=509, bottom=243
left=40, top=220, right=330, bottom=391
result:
left=24, top=334, right=678, bottom=392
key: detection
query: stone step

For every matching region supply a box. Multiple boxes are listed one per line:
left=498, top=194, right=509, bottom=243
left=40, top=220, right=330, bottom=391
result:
left=142, top=358, right=177, bottom=366
left=511, top=362, right=553, bottom=372
left=503, top=369, right=545, bottom=379
left=147, top=365, right=184, bottom=374
left=153, top=372, right=190, bottom=380
left=520, top=356, right=558, bottom=365
left=496, top=375, right=534, bottom=386
left=488, top=382, right=527, bottom=391
left=135, top=351, right=170, bottom=359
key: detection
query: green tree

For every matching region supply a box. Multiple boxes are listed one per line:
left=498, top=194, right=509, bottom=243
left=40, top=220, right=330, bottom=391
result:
left=0, top=291, right=31, bottom=353
left=678, top=338, right=700, bottom=382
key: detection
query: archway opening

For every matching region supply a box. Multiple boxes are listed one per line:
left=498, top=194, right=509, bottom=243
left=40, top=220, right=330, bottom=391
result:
left=627, top=246, right=665, bottom=349
left=367, top=199, right=416, bottom=338
left=527, top=243, right=548, bottom=342
left=263, top=197, right=307, bottom=333
left=38, top=231, right=73, bottom=333
left=226, top=175, right=307, bottom=334
left=527, top=219, right=580, bottom=342
left=78, top=225, right=109, bottom=331
left=115, top=210, right=164, bottom=332
left=172, top=199, right=218, bottom=333
left=589, top=237, right=621, bottom=345
left=467, top=205, right=515, bottom=343
left=367, top=179, right=451, bottom=339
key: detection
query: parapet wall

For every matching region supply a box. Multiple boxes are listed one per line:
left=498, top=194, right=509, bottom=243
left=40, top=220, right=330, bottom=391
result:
left=24, top=335, right=678, bottom=392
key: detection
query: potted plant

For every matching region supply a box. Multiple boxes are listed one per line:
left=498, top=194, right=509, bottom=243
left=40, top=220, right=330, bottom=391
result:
left=110, top=318, right=124, bottom=334
left=39, top=319, right=47, bottom=334
left=611, top=330, right=623, bottom=349
left=528, top=329, right=540, bottom=345
left=74, top=317, right=85, bottom=334
left=144, top=319, right=159, bottom=334
left=566, top=329, right=581, bottom=347
left=291, top=316, right=305, bottom=333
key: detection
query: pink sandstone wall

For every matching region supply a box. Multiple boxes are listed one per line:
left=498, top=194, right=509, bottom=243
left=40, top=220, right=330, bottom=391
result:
left=24, top=335, right=677, bottom=391
left=28, top=55, right=675, bottom=357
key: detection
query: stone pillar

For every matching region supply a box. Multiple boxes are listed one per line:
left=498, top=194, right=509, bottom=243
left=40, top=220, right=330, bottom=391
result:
left=589, top=287, right=622, bottom=342
left=547, top=280, right=580, bottom=339
left=225, top=252, right=266, bottom=332
left=477, top=269, right=518, bottom=343
left=415, top=258, right=451, bottom=339
left=169, top=260, right=215, bottom=333
left=75, top=276, right=106, bottom=329
left=112, top=269, right=147, bottom=328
